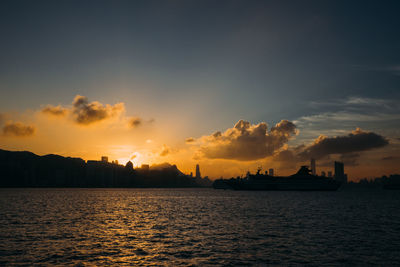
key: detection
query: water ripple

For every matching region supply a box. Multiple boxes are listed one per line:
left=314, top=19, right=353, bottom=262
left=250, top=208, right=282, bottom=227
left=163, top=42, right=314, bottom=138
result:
left=0, top=188, right=399, bottom=265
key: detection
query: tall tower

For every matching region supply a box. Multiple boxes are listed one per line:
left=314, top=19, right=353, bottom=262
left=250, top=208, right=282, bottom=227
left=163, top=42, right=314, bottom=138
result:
left=334, top=161, right=345, bottom=182
left=311, top=158, right=316, bottom=175
left=195, top=164, right=201, bottom=178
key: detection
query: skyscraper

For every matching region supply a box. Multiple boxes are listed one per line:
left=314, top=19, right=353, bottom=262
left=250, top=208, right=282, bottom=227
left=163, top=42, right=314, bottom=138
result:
left=195, top=164, right=201, bottom=178
left=311, top=158, right=316, bottom=175
left=334, top=161, right=346, bottom=183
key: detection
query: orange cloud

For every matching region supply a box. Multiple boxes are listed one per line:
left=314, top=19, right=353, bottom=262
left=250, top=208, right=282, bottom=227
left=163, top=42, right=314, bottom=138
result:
left=159, top=144, right=171, bottom=156
left=128, top=117, right=142, bottom=128
left=2, top=121, right=35, bottom=137
left=41, top=95, right=126, bottom=125
left=41, top=105, right=68, bottom=116
left=72, top=95, right=124, bottom=125
left=185, top=137, right=195, bottom=144
left=195, top=119, right=298, bottom=161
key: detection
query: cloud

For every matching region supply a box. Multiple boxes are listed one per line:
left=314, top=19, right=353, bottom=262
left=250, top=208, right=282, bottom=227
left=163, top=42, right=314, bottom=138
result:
left=295, top=112, right=400, bottom=124
left=293, top=96, right=399, bottom=156
left=298, top=128, right=389, bottom=160
left=381, top=155, right=400, bottom=161
left=309, top=96, right=396, bottom=110
left=128, top=117, right=142, bottom=128
left=41, top=105, right=68, bottom=116
left=160, top=144, right=171, bottom=157
left=197, top=119, right=298, bottom=161
left=72, top=95, right=125, bottom=125
left=41, top=95, right=153, bottom=128
left=2, top=121, right=35, bottom=137
left=185, top=137, right=195, bottom=144
left=159, top=144, right=179, bottom=157
left=272, top=128, right=389, bottom=167
left=301, top=96, right=400, bottom=135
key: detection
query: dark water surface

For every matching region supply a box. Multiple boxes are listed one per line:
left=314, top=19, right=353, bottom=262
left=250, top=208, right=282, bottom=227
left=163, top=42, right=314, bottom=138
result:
left=1, top=188, right=399, bottom=266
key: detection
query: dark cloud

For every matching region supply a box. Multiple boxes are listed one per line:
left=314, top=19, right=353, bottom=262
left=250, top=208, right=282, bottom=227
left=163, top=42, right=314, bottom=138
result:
left=72, top=95, right=124, bottom=125
left=382, top=156, right=399, bottom=161
left=129, top=117, right=142, bottom=128
left=199, top=119, right=298, bottom=161
left=41, top=105, right=68, bottom=116
left=185, top=137, right=195, bottom=143
left=2, top=122, right=35, bottom=137
left=273, top=128, right=389, bottom=166
left=298, top=128, right=388, bottom=160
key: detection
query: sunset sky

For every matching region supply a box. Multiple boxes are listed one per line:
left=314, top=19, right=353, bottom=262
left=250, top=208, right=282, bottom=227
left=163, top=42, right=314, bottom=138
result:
left=1, top=1, right=399, bottom=180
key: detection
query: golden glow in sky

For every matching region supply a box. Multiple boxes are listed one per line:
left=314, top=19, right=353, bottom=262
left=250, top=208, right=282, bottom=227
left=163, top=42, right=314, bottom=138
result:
left=0, top=94, right=399, bottom=181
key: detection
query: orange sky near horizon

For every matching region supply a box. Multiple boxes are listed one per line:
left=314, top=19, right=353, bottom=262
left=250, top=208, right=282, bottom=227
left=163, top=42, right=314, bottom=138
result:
left=0, top=95, right=399, bottom=181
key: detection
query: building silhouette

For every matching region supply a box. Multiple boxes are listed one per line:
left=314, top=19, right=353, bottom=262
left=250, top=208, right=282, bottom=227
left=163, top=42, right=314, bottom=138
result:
left=334, top=161, right=347, bottom=183
left=311, top=158, right=316, bottom=175
left=101, top=156, right=108, bottom=163
left=195, top=164, right=201, bottom=178
left=328, top=171, right=332, bottom=178
left=0, top=148, right=210, bottom=188
left=269, top=168, right=274, bottom=176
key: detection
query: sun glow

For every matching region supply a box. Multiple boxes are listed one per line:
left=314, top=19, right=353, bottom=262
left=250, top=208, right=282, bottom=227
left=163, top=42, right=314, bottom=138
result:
left=117, top=152, right=145, bottom=167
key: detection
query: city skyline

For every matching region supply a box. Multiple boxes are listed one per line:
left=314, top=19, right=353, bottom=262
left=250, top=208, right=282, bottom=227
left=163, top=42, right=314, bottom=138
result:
left=1, top=1, right=400, bottom=180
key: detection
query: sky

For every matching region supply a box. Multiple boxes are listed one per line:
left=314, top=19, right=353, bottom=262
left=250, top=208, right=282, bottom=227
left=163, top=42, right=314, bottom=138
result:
left=1, top=0, right=400, bottom=180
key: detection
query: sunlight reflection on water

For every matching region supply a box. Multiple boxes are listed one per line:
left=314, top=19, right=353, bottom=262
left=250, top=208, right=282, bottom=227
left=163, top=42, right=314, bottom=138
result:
left=0, top=188, right=399, bottom=265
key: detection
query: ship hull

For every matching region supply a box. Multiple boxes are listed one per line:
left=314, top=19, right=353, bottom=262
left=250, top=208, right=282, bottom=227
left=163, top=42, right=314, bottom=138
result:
left=222, top=179, right=341, bottom=191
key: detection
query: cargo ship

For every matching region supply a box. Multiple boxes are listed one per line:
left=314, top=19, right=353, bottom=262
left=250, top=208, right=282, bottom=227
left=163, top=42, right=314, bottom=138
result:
left=213, top=166, right=341, bottom=191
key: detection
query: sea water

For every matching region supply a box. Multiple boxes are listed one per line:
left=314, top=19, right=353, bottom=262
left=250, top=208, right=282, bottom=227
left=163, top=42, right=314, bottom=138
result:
left=1, top=188, right=399, bottom=265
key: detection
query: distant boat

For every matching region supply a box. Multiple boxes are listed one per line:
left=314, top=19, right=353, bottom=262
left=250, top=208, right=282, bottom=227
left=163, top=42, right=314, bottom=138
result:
left=213, top=166, right=341, bottom=191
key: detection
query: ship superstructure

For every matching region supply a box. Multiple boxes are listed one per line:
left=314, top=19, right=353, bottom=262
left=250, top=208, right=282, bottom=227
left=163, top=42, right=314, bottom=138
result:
left=213, top=166, right=341, bottom=191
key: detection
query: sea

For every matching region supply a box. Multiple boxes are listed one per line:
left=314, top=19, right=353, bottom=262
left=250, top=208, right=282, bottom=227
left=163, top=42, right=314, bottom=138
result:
left=0, top=188, right=399, bottom=266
